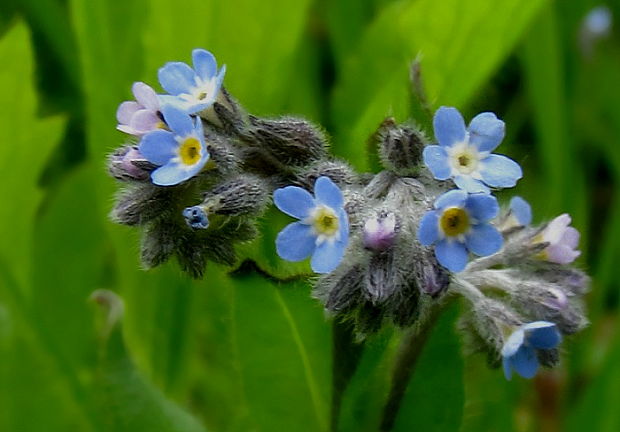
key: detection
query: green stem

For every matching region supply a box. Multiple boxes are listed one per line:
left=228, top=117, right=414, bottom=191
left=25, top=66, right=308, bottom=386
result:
left=379, top=303, right=445, bottom=431
left=330, top=320, right=365, bottom=432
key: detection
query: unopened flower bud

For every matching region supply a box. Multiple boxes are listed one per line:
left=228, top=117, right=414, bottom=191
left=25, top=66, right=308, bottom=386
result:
left=202, top=175, right=268, bottom=216
left=183, top=206, right=209, bottom=229
left=363, top=213, right=397, bottom=251
left=108, top=146, right=153, bottom=181
left=376, top=118, right=426, bottom=175
left=535, top=214, right=581, bottom=264
left=241, top=116, right=327, bottom=168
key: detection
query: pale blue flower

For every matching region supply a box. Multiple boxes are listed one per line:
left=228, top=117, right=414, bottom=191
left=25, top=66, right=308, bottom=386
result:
left=158, top=48, right=226, bottom=115
left=423, top=107, right=522, bottom=193
left=418, top=189, right=503, bottom=272
left=138, top=105, right=209, bottom=186
left=274, top=176, right=349, bottom=273
left=502, top=321, right=561, bottom=379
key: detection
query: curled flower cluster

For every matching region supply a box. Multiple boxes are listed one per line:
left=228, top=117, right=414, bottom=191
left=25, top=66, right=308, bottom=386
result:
left=109, top=48, right=589, bottom=381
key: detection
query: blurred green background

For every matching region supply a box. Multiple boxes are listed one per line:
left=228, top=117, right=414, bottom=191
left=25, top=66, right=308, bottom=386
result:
left=0, top=0, right=619, bottom=431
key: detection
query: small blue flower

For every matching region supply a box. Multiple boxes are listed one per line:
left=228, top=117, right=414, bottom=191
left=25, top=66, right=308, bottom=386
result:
left=183, top=206, right=209, bottom=229
left=274, top=176, right=349, bottom=273
left=418, top=189, right=503, bottom=272
left=138, top=105, right=209, bottom=186
left=502, top=321, right=562, bottom=380
left=423, top=107, right=522, bottom=194
left=158, top=48, right=226, bottom=115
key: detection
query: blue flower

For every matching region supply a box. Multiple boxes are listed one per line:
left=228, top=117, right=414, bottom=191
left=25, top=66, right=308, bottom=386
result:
left=158, top=48, right=226, bottom=115
left=423, top=107, right=522, bottom=194
left=138, top=105, right=209, bottom=186
left=274, top=176, right=349, bottom=273
left=418, top=190, right=503, bottom=272
left=502, top=321, right=562, bottom=380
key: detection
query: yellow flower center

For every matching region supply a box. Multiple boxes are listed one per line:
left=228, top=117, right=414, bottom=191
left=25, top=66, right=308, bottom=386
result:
left=449, top=142, right=480, bottom=175
left=179, top=137, right=201, bottom=166
left=440, top=207, right=470, bottom=237
left=197, top=91, right=208, bottom=100
left=312, top=206, right=339, bottom=236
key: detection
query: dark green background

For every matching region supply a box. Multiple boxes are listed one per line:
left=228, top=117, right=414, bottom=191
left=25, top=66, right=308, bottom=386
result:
left=0, top=0, right=618, bottom=431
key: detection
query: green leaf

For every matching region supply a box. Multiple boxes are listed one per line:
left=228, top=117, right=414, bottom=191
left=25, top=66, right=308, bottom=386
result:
left=228, top=273, right=331, bottom=431
left=331, top=0, right=550, bottom=171
left=91, top=290, right=207, bottom=432
left=0, top=20, right=65, bottom=288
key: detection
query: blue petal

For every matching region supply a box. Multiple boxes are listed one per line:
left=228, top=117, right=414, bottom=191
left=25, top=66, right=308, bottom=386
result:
left=468, top=112, right=505, bottom=152
left=314, top=176, right=343, bottom=210
left=151, top=162, right=191, bottom=186
left=465, top=193, right=499, bottom=222
left=162, top=105, right=194, bottom=136
left=139, top=130, right=177, bottom=165
left=480, top=154, right=523, bottom=188
left=273, top=186, right=316, bottom=219
left=423, top=145, right=451, bottom=180
left=524, top=322, right=561, bottom=349
left=276, top=222, right=316, bottom=261
left=215, top=64, right=226, bottom=89
left=435, top=239, right=469, bottom=272
left=158, top=62, right=196, bottom=95
left=510, top=345, right=539, bottom=379
left=311, top=240, right=346, bottom=273
left=418, top=211, right=439, bottom=246
left=434, top=189, right=467, bottom=210
left=433, top=106, right=467, bottom=147
left=465, top=223, right=503, bottom=256
left=192, top=49, right=217, bottom=80
left=454, top=175, right=490, bottom=194
left=502, top=329, right=525, bottom=357
left=510, top=196, right=532, bottom=226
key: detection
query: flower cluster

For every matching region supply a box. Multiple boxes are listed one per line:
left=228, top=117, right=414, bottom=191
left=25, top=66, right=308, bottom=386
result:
left=109, top=49, right=590, bottom=383
left=109, top=48, right=327, bottom=277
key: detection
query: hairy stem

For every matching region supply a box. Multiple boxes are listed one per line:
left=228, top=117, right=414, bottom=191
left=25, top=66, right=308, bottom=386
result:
left=379, top=302, right=445, bottom=431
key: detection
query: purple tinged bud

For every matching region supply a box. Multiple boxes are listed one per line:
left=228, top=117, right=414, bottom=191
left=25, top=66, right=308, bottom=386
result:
left=541, top=287, right=569, bottom=311
left=538, top=214, right=581, bottom=264
left=109, top=146, right=152, bottom=181
left=363, top=213, right=397, bottom=251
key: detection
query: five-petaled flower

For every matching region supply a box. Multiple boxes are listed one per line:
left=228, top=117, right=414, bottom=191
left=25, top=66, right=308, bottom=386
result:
left=537, top=214, right=581, bottom=264
left=138, top=105, right=209, bottom=186
left=274, top=176, right=349, bottom=273
left=423, top=106, right=522, bottom=194
left=418, top=189, right=503, bottom=272
left=158, top=49, right=226, bottom=115
left=502, top=321, right=562, bottom=379
left=116, top=82, right=163, bottom=136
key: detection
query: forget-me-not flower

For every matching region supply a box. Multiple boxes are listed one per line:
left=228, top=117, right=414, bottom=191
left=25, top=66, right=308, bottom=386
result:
left=274, top=176, right=349, bottom=273
left=502, top=321, right=562, bottom=379
left=158, top=48, right=226, bottom=115
left=116, top=82, right=163, bottom=136
left=138, top=105, right=209, bottom=186
left=418, top=189, right=503, bottom=272
left=423, top=107, right=522, bottom=194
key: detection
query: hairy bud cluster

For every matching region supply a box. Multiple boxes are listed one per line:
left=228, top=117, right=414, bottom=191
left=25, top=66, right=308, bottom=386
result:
left=313, top=144, right=449, bottom=335
left=109, top=88, right=328, bottom=278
